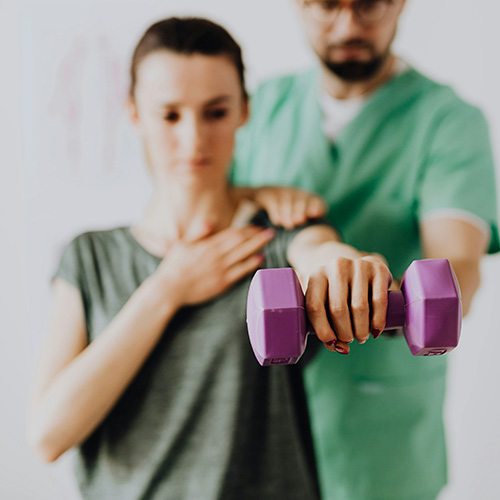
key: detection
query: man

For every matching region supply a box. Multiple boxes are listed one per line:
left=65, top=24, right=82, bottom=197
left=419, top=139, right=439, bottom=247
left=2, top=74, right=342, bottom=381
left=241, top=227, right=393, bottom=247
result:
left=231, top=1, right=499, bottom=499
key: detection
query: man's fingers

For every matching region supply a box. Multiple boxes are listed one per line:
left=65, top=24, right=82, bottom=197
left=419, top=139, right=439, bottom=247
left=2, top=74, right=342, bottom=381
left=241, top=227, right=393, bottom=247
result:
left=306, top=196, right=328, bottom=219
left=291, top=196, right=308, bottom=227
left=263, top=196, right=285, bottom=227
left=276, top=192, right=295, bottom=229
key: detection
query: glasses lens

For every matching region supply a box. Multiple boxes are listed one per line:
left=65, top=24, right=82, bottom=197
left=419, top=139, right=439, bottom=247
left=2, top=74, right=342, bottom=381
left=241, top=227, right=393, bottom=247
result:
left=309, top=1, right=341, bottom=21
left=354, top=0, right=390, bottom=23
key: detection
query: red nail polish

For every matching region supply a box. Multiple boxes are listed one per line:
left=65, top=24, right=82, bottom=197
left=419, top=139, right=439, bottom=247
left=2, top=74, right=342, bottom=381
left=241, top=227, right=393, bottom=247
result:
left=372, top=329, right=381, bottom=339
left=326, top=339, right=336, bottom=346
left=335, top=346, right=349, bottom=355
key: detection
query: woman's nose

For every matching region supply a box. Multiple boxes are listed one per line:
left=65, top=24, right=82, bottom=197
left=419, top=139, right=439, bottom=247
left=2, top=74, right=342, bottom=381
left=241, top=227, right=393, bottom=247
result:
left=178, top=115, right=207, bottom=153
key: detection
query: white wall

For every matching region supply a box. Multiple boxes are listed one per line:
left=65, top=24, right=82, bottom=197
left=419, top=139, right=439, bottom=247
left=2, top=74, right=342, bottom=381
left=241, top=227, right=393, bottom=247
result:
left=2, top=0, right=499, bottom=498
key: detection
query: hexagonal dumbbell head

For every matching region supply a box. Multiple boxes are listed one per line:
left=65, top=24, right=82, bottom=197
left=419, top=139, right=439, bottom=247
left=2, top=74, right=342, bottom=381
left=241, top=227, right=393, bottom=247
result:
left=246, top=268, right=307, bottom=366
left=400, top=259, right=462, bottom=356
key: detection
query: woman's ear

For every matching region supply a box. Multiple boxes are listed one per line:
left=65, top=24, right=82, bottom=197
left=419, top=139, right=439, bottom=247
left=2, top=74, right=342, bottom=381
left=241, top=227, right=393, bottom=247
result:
left=126, top=95, right=139, bottom=127
left=240, top=98, right=250, bottom=127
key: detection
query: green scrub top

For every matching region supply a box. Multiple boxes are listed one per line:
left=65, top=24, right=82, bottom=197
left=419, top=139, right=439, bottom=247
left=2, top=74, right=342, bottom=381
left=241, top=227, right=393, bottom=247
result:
left=231, top=67, right=499, bottom=500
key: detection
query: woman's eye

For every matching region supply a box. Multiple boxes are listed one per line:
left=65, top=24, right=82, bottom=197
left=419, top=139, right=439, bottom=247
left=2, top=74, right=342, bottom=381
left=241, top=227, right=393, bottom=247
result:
left=164, top=111, right=180, bottom=122
left=206, top=108, right=228, bottom=120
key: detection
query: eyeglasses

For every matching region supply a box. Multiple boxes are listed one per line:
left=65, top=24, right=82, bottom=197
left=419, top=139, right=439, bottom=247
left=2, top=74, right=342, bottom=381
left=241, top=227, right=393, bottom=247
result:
left=302, top=0, right=396, bottom=26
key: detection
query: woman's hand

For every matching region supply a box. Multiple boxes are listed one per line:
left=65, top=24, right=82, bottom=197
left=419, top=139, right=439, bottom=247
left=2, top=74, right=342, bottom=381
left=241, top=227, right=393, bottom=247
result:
left=155, top=225, right=275, bottom=308
left=235, top=186, right=327, bottom=229
left=305, top=255, right=393, bottom=355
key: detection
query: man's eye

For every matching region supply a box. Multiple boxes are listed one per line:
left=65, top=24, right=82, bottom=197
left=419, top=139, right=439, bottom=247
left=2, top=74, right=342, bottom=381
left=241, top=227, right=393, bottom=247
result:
left=356, top=0, right=385, bottom=12
left=320, top=1, right=340, bottom=12
left=206, top=108, right=228, bottom=120
left=164, top=111, right=180, bottom=122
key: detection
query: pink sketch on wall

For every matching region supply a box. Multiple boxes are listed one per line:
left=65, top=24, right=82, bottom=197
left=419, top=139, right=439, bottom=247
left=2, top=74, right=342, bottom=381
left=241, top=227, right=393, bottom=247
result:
left=48, top=36, right=88, bottom=172
left=47, top=33, right=129, bottom=176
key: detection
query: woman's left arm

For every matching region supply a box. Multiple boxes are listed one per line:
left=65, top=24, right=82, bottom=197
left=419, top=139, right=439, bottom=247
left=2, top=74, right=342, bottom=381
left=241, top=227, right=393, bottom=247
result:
left=286, top=225, right=392, bottom=355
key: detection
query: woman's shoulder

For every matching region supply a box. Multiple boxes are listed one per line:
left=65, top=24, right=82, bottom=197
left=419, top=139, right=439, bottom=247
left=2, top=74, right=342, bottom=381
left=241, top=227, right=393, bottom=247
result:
left=65, top=226, right=130, bottom=249
left=57, top=226, right=133, bottom=270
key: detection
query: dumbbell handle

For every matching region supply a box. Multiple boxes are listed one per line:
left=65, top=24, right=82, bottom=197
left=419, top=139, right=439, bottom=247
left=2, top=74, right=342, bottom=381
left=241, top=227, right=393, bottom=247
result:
left=378, top=290, right=406, bottom=330
left=301, top=290, right=404, bottom=336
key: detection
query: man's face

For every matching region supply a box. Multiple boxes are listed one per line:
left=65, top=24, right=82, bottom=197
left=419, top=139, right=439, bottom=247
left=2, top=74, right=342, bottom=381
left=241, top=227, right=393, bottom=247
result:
left=296, top=0, right=406, bottom=81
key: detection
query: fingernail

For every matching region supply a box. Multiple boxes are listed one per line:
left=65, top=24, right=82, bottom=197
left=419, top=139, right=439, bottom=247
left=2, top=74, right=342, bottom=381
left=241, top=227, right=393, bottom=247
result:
left=257, top=253, right=266, bottom=261
left=335, top=346, right=349, bottom=355
left=372, top=329, right=381, bottom=339
left=358, top=338, right=368, bottom=345
left=325, top=339, right=336, bottom=346
left=264, top=228, right=276, bottom=237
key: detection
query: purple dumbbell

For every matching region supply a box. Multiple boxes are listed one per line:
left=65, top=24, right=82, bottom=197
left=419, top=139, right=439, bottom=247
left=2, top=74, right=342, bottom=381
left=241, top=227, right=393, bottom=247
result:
left=247, top=259, right=462, bottom=366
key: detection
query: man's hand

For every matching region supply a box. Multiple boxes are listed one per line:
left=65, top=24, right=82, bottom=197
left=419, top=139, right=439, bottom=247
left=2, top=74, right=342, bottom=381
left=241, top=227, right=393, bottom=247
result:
left=234, top=185, right=327, bottom=228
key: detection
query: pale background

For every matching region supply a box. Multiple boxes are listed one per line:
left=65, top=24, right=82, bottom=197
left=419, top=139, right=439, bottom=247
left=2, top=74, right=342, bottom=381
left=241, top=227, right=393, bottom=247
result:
left=2, top=0, right=500, bottom=498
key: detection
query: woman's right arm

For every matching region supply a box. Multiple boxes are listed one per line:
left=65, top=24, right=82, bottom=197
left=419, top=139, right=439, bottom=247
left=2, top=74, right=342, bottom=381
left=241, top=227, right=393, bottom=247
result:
left=27, top=273, right=180, bottom=463
left=27, top=225, right=273, bottom=463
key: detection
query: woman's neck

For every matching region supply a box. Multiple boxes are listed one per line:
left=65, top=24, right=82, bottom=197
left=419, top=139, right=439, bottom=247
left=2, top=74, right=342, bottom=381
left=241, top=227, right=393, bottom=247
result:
left=132, top=182, right=238, bottom=257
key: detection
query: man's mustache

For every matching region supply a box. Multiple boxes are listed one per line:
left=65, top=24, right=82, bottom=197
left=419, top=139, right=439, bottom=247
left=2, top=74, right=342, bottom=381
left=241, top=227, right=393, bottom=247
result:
left=328, top=39, right=374, bottom=51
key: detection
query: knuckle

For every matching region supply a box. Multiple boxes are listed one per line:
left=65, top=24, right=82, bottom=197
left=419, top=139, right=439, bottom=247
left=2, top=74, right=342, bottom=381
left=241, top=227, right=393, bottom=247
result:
left=306, top=299, right=323, bottom=315
left=309, top=269, right=325, bottom=283
left=351, top=300, right=369, bottom=314
left=371, top=295, right=388, bottom=310
left=337, top=333, right=353, bottom=343
left=354, top=257, right=368, bottom=269
left=330, top=257, right=352, bottom=274
left=329, top=302, right=348, bottom=318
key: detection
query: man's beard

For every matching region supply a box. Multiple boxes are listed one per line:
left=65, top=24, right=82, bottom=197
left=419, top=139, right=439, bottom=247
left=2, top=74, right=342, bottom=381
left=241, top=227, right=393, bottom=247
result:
left=322, top=42, right=390, bottom=82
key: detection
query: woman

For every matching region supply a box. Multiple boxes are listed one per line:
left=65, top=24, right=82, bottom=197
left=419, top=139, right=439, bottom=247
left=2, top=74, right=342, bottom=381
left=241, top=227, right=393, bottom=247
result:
left=27, top=18, right=391, bottom=500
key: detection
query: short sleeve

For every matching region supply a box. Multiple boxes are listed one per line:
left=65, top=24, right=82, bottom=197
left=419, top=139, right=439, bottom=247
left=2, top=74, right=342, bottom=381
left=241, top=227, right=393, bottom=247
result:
left=418, top=102, right=500, bottom=253
left=52, top=234, right=85, bottom=290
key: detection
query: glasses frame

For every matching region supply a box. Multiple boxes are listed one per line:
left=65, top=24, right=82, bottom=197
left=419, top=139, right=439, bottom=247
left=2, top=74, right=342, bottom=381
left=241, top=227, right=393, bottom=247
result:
left=302, top=0, right=397, bottom=26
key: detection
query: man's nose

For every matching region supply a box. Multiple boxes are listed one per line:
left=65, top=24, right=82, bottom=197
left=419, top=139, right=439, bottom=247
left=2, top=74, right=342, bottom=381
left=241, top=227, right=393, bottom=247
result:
left=331, top=5, right=363, bottom=38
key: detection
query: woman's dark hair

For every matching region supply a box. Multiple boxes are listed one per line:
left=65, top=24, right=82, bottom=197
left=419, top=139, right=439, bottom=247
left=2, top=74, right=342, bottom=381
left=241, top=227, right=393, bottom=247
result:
left=130, top=17, right=248, bottom=100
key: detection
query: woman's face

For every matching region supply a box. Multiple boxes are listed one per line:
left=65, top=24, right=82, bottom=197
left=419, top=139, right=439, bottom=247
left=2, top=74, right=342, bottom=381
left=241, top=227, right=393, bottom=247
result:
left=129, top=50, right=248, bottom=187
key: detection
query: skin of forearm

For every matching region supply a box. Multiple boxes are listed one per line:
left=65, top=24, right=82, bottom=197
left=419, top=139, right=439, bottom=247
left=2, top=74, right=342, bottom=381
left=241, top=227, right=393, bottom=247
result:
left=31, top=274, right=179, bottom=462
left=287, top=226, right=359, bottom=285
left=294, top=241, right=362, bottom=285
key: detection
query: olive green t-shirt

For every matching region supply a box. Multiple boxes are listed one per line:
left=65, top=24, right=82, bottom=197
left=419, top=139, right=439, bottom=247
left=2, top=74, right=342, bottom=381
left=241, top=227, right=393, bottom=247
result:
left=53, top=216, right=320, bottom=500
